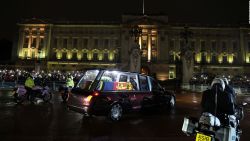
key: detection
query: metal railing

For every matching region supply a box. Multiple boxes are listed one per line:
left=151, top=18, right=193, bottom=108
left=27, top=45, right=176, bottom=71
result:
left=181, top=84, right=250, bottom=95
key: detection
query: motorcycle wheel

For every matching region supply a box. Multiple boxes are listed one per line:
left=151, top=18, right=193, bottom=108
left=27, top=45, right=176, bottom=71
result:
left=14, top=93, right=25, bottom=104
left=43, top=93, right=52, bottom=102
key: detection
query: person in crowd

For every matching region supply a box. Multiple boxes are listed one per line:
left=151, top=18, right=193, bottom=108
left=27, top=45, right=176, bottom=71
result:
left=66, top=75, right=74, bottom=88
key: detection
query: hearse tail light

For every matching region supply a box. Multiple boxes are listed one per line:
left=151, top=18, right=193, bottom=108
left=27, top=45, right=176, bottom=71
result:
left=83, top=91, right=99, bottom=106
left=83, top=95, right=93, bottom=105
left=93, top=91, right=99, bottom=96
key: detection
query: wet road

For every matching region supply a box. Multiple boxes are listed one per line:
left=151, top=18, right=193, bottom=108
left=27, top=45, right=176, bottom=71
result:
left=0, top=90, right=250, bottom=141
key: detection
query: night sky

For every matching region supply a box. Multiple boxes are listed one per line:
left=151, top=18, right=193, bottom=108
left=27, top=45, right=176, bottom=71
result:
left=0, top=0, right=248, bottom=40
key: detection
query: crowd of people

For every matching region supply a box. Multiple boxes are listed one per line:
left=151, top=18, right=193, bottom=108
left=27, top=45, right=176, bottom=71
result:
left=190, top=72, right=250, bottom=88
left=0, top=69, right=84, bottom=84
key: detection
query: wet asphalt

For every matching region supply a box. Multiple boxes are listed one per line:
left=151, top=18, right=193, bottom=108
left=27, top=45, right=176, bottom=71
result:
left=0, top=90, right=250, bottom=141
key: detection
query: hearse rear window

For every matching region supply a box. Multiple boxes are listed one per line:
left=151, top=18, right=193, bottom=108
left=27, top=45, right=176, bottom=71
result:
left=77, top=70, right=99, bottom=90
left=97, top=71, right=139, bottom=91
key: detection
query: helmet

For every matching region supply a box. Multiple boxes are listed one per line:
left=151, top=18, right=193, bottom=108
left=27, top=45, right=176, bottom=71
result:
left=221, top=77, right=229, bottom=85
left=211, top=78, right=225, bottom=91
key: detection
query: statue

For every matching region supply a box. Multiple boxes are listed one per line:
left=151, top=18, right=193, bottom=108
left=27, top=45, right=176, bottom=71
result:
left=180, top=26, right=194, bottom=85
left=129, top=25, right=142, bottom=73
left=129, top=43, right=141, bottom=72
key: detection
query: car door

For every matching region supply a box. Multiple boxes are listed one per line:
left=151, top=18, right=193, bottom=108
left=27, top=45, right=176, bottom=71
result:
left=149, top=77, right=166, bottom=106
left=127, top=74, right=144, bottom=110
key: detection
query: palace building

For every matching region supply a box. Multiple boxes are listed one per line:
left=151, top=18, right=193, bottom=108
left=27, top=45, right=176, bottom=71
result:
left=14, top=15, right=250, bottom=81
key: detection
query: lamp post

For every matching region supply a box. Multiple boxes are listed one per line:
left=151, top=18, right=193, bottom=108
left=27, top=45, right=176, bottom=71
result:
left=180, top=26, right=194, bottom=85
left=129, top=25, right=142, bottom=73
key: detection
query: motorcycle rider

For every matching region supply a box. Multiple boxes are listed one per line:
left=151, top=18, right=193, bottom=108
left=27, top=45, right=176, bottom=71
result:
left=201, top=78, right=235, bottom=122
left=24, top=73, right=35, bottom=102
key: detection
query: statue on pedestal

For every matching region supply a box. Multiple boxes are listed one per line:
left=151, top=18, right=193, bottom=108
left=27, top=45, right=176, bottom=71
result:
left=129, top=43, right=141, bottom=72
left=129, top=25, right=142, bottom=73
left=180, top=26, right=194, bottom=85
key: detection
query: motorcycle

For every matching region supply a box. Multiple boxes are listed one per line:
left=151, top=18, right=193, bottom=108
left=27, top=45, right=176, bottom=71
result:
left=182, top=102, right=247, bottom=141
left=13, top=85, right=27, bottom=104
left=29, top=85, right=52, bottom=103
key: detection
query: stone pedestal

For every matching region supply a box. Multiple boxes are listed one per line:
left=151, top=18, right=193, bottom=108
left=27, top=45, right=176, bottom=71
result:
left=182, top=51, right=194, bottom=85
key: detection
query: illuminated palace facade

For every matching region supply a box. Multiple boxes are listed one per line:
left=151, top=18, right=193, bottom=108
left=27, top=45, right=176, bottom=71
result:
left=15, top=15, right=250, bottom=80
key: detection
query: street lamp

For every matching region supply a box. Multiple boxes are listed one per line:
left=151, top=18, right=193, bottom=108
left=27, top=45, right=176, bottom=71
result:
left=129, top=25, right=142, bottom=42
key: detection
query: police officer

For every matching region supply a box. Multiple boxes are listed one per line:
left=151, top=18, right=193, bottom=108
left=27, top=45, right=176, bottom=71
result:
left=201, top=78, right=235, bottom=120
left=24, top=74, right=35, bottom=102
left=66, top=75, right=74, bottom=88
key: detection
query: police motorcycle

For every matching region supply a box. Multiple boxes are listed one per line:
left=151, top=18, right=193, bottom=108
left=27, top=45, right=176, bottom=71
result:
left=28, top=85, right=52, bottom=103
left=182, top=85, right=247, bottom=141
left=14, top=84, right=52, bottom=104
left=182, top=102, right=246, bottom=141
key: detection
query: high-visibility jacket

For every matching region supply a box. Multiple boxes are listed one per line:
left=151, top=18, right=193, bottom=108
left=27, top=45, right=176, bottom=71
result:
left=25, top=77, right=35, bottom=88
left=66, top=78, right=74, bottom=88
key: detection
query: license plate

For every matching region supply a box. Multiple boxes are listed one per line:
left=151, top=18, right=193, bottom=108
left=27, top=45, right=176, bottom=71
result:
left=195, top=133, right=211, bottom=141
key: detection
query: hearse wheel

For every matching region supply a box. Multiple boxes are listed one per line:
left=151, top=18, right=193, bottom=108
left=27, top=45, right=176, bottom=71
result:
left=109, top=103, right=123, bottom=121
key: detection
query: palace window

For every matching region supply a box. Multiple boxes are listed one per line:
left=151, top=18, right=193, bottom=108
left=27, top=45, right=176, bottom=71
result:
left=104, top=39, right=109, bottom=47
left=201, top=41, right=206, bottom=50
left=82, top=53, right=88, bottom=61
left=63, top=39, right=68, bottom=48
left=73, top=38, right=78, bottom=48
left=169, top=40, right=175, bottom=50
left=115, top=39, right=119, bottom=47
left=180, top=40, right=185, bottom=49
left=248, top=42, right=250, bottom=52
left=190, top=41, right=195, bottom=48
left=104, top=53, right=109, bottom=62
left=211, top=55, right=217, bottom=63
left=222, top=41, right=227, bottom=52
left=211, top=41, right=217, bottom=52
left=72, top=52, right=77, bottom=61
left=39, top=38, right=44, bottom=48
left=54, top=38, right=57, bottom=48
left=24, top=37, right=29, bottom=48
left=31, top=37, right=37, bottom=48
left=83, top=39, right=88, bottom=48
left=223, top=55, right=227, bottom=63
left=233, top=41, right=237, bottom=52
left=93, top=53, right=98, bottom=61
left=94, top=39, right=98, bottom=48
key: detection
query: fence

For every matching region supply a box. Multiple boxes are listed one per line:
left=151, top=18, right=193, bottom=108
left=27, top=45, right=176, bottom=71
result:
left=181, top=83, right=250, bottom=95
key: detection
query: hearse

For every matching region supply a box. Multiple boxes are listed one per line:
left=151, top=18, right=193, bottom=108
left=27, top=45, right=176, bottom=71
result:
left=67, top=69, right=175, bottom=121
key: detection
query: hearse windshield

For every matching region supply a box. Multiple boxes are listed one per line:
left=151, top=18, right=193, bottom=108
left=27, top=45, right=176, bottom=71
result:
left=76, top=70, right=100, bottom=90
